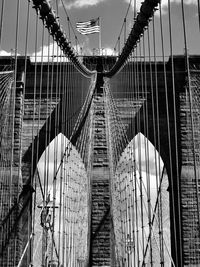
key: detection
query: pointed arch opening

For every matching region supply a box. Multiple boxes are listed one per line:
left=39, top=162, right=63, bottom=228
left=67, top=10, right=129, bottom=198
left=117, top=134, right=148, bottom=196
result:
left=31, top=133, right=90, bottom=267
left=112, top=133, right=171, bottom=266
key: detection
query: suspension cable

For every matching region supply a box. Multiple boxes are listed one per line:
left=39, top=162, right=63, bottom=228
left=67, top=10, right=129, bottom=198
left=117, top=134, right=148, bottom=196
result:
left=31, top=0, right=95, bottom=77
left=105, top=0, right=160, bottom=78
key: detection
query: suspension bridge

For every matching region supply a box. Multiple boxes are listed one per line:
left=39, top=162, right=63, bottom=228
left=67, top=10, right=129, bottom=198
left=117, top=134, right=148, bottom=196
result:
left=0, top=0, right=200, bottom=266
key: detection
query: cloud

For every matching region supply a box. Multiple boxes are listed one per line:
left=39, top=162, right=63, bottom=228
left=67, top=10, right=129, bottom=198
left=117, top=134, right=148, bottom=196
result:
left=30, top=42, right=70, bottom=62
left=62, top=0, right=106, bottom=9
left=124, top=0, right=197, bottom=15
left=0, top=50, right=20, bottom=56
left=102, top=47, right=116, bottom=56
left=79, top=36, right=93, bottom=55
left=30, top=41, right=117, bottom=59
left=30, top=38, right=93, bottom=62
left=119, top=133, right=164, bottom=177
left=0, top=50, right=12, bottom=56
left=171, top=0, right=197, bottom=4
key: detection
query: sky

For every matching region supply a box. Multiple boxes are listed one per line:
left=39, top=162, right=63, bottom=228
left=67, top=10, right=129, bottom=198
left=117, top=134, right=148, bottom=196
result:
left=0, top=0, right=199, bottom=58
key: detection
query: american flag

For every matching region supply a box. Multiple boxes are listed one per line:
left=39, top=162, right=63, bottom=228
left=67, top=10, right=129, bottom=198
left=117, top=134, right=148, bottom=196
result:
left=76, top=18, right=100, bottom=35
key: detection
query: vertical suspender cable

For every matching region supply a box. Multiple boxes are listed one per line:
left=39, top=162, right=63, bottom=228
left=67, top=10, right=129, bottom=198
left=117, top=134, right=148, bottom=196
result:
left=197, top=0, right=200, bottom=31
left=159, top=4, right=179, bottom=266
left=41, top=32, right=50, bottom=267
left=181, top=0, right=200, bottom=242
left=11, top=0, right=20, bottom=203
left=118, top=37, right=120, bottom=57
left=49, top=39, right=55, bottom=262
left=124, top=18, right=126, bottom=45
left=58, top=51, right=64, bottom=264
left=0, top=0, right=5, bottom=49
left=31, top=12, right=39, bottom=267
left=146, top=26, right=154, bottom=266
left=130, top=51, right=137, bottom=266
left=139, top=41, right=146, bottom=263
left=141, top=35, right=148, bottom=265
left=12, top=0, right=20, bottom=264
left=167, top=0, right=183, bottom=264
left=51, top=41, right=59, bottom=263
left=23, top=1, right=31, bottom=264
left=36, top=22, right=45, bottom=266
left=61, top=52, right=67, bottom=267
left=142, top=30, right=151, bottom=265
left=152, top=15, right=165, bottom=266
left=35, top=22, right=45, bottom=218
left=135, top=45, right=145, bottom=260
left=68, top=17, right=71, bottom=43
left=133, top=52, right=140, bottom=266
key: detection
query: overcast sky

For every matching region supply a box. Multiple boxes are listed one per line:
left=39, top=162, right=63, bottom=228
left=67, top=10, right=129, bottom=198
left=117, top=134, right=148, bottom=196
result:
left=0, top=0, right=199, bottom=57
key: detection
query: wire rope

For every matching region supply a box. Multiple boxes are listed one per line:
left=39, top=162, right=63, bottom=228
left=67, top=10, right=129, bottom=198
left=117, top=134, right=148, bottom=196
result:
left=159, top=3, right=179, bottom=265
left=181, top=0, right=200, bottom=248
left=0, top=0, right=5, bottom=50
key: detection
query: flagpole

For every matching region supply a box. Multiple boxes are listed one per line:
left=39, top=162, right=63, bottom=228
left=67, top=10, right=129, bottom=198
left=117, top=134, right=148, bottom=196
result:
left=99, top=17, right=101, bottom=55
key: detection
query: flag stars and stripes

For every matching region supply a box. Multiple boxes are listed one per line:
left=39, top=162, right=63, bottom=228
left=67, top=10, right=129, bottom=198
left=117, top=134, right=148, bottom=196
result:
left=76, top=18, right=100, bottom=35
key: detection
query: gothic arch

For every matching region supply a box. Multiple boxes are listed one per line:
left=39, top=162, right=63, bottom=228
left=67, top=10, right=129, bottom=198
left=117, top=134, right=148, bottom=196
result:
left=112, top=133, right=171, bottom=265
